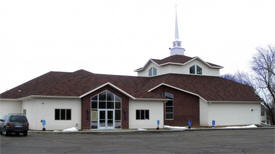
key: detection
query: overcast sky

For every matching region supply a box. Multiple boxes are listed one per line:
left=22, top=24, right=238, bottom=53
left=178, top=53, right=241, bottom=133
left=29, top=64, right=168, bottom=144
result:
left=0, top=0, right=274, bottom=93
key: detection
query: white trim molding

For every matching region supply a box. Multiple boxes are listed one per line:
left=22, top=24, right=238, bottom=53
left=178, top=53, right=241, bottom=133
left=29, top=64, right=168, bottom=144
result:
left=208, top=101, right=262, bottom=104
left=147, top=83, right=207, bottom=102
left=135, top=56, right=223, bottom=72
left=80, top=82, right=136, bottom=99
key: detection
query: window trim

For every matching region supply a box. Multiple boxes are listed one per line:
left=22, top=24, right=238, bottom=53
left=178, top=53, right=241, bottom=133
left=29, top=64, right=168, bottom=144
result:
left=90, top=90, right=122, bottom=129
left=165, top=92, right=174, bottom=120
left=149, top=67, right=157, bottom=77
left=189, top=65, right=202, bottom=75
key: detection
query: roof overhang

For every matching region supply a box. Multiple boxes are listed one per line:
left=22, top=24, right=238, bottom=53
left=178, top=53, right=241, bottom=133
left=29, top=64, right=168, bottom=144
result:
left=80, top=82, right=136, bottom=99
left=0, top=95, right=80, bottom=101
left=134, top=59, right=161, bottom=72
left=159, top=57, right=223, bottom=69
left=208, top=101, right=262, bottom=104
left=147, top=83, right=208, bottom=102
left=135, top=56, right=223, bottom=72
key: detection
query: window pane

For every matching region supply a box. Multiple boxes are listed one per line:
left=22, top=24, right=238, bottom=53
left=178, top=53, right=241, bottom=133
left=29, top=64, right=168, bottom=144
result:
left=149, top=68, right=152, bottom=76
left=141, top=110, right=145, bottom=119
left=115, top=102, right=120, bottom=109
left=61, top=109, right=65, bottom=120
left=91, top=121, right=97, bottom=129
left=166, top=107, right=173, bottom=112
left=55, top=109, right=60, bottom=120
left=165, top=92, right=174, bottom=99
left=91, top=101, right=97, bottom=109
left=153, top=68, right=157, bottom=76
left=107, top=91, right=114, bottom=101
left=107, top=101, right=114, bottom=109
left=66, top=109, right=71, bottom=120
left=91, top=95, right=98, bottom=101
left=10, top=116, right=27, bottom=122
left=197, top=66, right=202, bottom=74
left=145, top=110, right=149, bottom=120
left=91, top=110, right=98, bottom=121
left=115, top=120, right=121, bottom=128
left=115, top=96, right=121, bottom=102
left=136, top=110, right=140, bottom=120
left=99, top=91, right=106, bottom=101
left=166, top=113, right=173, bottom=119
left=99, top=101, right=106, bottom=109
left=190, top=65, right=195, bottom=74
left=115, top=110, right=121, bottom=120
left=166, top=101, right=173, bottom=106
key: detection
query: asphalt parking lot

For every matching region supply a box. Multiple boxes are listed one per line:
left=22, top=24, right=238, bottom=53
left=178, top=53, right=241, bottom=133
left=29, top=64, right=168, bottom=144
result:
left=0, top=129, right=274, bottom=154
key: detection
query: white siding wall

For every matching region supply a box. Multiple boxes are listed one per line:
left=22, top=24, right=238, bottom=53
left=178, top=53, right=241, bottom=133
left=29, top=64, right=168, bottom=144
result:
left=129, top=100, right=164, bottom=129
left=0, top=100, right=22, bottom=119
left=137, top=60, right=220, bottom=77
left=22, top=98, right=81, bottom=130
left=199, top=99, right=209, bottom=126
left=208, top=102, right=261, bottom=126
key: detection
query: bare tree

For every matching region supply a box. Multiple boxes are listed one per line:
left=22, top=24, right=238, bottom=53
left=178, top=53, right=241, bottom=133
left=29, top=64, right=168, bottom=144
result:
left=252, top=46, right=275, bottom=125
left=221, top=46, right=275, bottom=125
left=222, top=72, right=252, bottom=86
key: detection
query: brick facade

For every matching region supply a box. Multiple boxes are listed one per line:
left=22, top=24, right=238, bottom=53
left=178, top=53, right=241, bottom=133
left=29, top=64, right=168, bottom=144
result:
left=151, top=85, right=200, bottom=126
left=81, top=85, right=129, bottom=130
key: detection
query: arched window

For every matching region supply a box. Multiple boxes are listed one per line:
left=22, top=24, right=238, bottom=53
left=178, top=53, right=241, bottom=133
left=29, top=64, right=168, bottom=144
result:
left=189, top=65, right=202, bottom=75
left=149, top=67, right=157, bottom=77
left=197, top=65, right=202, bottom=75
left=90, top=90, right=121, bottom=129
left=189, top=65, right=195, bottom=74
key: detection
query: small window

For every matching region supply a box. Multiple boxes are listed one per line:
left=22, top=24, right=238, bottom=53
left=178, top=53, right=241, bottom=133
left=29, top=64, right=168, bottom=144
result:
left=190, top=65, right=203, bottom=75
left=189, top=65, right=195, bottom=74
left=197, top=66, right=202, bottom=75
left=55, top=109, right=71, bottom=120
left=149, top=67, right=157, bottom=77
left=136, top=110, right=150, bottom=120
left=165, top=92, right=174, bottom=120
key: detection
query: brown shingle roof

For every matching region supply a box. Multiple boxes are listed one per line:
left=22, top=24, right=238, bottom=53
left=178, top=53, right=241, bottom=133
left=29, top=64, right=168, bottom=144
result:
left=0, top=70, right=259, bottom=101
left=152, top=55, right=222, bottom=68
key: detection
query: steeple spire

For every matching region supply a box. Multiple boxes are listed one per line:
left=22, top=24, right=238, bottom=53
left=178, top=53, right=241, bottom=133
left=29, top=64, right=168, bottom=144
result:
left=170, top=4, right=185, bottom=56
left=175, top=5, right=179, bottom=41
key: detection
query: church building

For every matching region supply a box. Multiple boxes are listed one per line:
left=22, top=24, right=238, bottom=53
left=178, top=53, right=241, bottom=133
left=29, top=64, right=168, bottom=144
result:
left=0, top=10, right=261, bottom=130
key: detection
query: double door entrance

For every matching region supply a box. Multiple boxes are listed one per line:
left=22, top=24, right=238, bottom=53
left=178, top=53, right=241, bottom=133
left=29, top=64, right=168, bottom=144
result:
left=98, top=109, right=115, bottom=129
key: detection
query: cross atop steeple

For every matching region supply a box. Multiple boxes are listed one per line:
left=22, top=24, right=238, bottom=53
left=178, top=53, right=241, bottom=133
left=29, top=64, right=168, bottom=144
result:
left=170, top=4, right=185, bottom=55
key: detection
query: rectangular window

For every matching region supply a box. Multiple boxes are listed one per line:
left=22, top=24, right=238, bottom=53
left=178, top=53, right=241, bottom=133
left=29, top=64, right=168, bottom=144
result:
left=55, top=109, right=72, bottom=120
left=165, top=92, right=174, bottom=120
left=136, top=110, right=149, bottom=120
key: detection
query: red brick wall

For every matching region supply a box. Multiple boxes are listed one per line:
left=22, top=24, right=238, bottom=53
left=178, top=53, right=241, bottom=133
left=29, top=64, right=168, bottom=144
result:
left=151, top=86, right=200, bottom=126
left=81, top=85, right=129, bottom=129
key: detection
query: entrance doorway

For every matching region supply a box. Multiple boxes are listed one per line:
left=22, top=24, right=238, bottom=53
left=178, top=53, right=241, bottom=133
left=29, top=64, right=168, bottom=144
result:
left=98, top=109, right=114, bottom=129
left=91, top=90, right=122, bottom=129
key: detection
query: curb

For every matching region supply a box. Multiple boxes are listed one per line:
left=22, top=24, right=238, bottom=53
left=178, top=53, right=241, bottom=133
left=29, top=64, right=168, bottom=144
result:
left=28, top=127, right=275, bottom=134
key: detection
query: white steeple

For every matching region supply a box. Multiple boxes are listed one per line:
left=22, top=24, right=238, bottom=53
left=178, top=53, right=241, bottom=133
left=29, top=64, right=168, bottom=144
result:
left=170, top=4, right=185, bottom=56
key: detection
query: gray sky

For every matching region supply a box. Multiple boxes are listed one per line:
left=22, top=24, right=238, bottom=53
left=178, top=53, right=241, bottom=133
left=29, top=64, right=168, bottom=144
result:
left=0, top=0, right=274, bottom=93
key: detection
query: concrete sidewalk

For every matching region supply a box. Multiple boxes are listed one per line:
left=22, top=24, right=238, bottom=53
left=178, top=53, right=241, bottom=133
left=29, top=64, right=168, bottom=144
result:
left=29, top=126, right=275, bottom=134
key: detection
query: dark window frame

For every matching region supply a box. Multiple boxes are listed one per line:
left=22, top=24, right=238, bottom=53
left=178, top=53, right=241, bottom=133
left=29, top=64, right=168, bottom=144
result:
left=136, top=110, right=149, bottom=120
left=165, top=92, right=174, bottom=120
left=55, top=109, right=72, bottom=120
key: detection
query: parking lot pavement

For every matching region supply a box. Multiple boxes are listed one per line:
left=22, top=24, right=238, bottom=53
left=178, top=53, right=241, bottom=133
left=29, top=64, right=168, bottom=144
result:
left=0, top=129, right=274, bottom=154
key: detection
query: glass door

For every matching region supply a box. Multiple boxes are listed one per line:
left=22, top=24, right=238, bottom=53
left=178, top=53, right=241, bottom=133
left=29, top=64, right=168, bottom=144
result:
left=99, top=110, right=106, bottom=128
left=98, top=109, right=114, bottom=129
